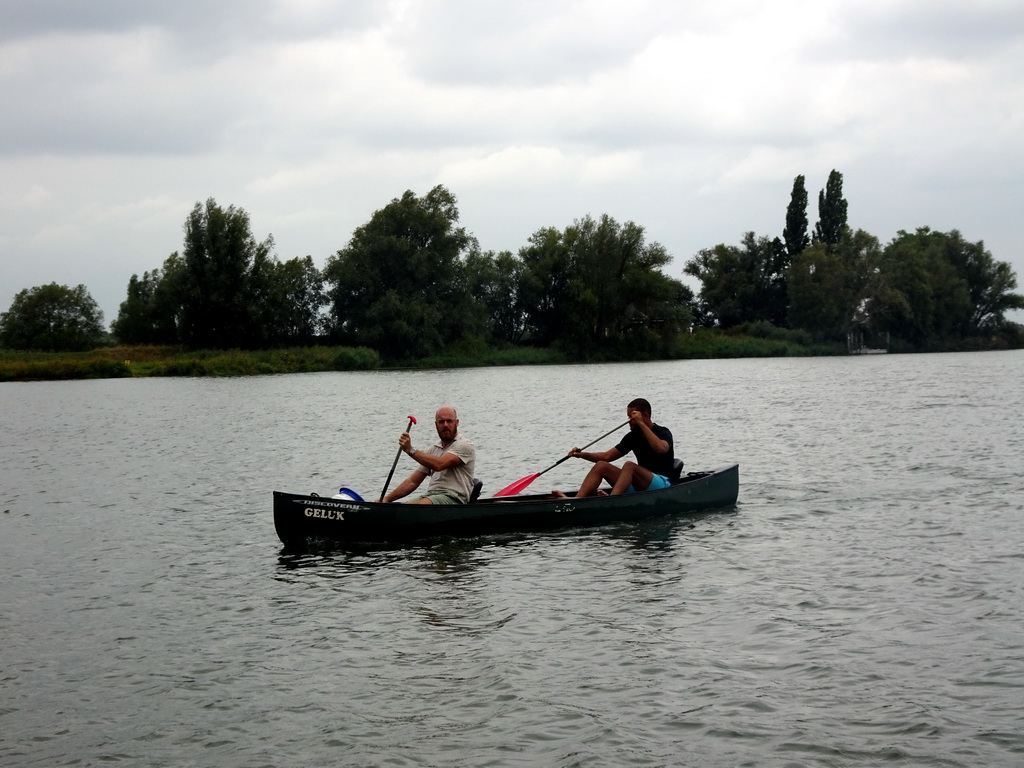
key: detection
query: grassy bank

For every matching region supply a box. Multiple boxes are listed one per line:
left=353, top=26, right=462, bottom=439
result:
left=0, top=345, right=381, bottom=381
left=0, top=332, right=850, bottom=381
left=4, top=322, right=1017, bottom=382
left=669, top=329, right=845, bottom=358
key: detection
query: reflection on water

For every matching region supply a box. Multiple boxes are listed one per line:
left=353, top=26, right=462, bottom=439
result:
left=2, top=351, right=1023, bottom=767
left=277, top=506, right=739, bottom=577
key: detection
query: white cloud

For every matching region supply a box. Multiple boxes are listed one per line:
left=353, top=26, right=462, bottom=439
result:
left=1, top=0, right=1022, bottom=324
left=442, top=146, right=576, bottom=187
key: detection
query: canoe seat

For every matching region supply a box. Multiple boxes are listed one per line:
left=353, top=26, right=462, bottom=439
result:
left=469, top=478, right=483, bottom=502
left=668, top=458, right=684, bottom=483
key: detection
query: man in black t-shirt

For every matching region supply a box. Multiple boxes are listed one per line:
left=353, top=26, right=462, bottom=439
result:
left=554, top=398, right=674, bottom=498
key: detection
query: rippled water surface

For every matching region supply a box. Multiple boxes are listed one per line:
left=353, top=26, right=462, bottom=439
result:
left=2, top=352, right=1023, bottom=766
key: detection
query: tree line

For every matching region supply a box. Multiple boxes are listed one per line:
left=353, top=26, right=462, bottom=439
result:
left=6, top=186, right=691, bottom=359
left=2, top=176, right=1022, bottom=357
left=686, top=171, right=1024, bottom=350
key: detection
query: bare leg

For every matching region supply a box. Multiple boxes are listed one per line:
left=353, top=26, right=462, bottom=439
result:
left=577, top=461, right=621, bottom=497
left=610, top=461, right=654, bottom=495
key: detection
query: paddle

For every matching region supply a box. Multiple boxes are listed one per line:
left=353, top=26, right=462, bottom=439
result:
left=493, top=419, right=631, bottom=497
left=380, top=415, right=417, bottom=502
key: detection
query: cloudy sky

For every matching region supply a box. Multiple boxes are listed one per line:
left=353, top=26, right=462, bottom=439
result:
left=2, top=0, right=1022, bottom=325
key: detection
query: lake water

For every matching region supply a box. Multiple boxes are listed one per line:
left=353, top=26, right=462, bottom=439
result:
left=2, top=351, right=1022, bottom=767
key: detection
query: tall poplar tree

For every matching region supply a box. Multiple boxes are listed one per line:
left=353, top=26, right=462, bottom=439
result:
left=783, top=174, right=810, bottom=257
left=814, top=169, right=849, bottom=247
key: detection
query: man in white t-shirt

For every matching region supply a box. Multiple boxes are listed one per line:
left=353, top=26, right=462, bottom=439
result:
left=380, top=405, right=477, bottom=504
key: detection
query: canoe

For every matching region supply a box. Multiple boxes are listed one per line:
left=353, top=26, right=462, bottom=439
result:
left=273, top=463, right=739, bottom=547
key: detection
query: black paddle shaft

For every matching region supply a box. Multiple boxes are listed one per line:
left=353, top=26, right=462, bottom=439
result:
left=494, top=418, right=633, bottom=497
left=380, top=416, right=416, bottom=501
left=536, top=419, right=631, bottom=475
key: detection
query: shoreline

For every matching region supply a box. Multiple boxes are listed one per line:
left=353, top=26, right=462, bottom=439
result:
left=2, top=334, right=1019, bottom=382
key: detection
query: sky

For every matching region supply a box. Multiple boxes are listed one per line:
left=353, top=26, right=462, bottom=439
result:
left=2, top=0, right=1023, bottom=326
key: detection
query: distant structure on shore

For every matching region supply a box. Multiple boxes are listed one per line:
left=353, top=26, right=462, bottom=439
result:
left=847, top=329, right=889, bottom=355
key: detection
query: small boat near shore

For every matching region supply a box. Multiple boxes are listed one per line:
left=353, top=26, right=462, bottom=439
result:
left=273, top=463, right=739, bottom=546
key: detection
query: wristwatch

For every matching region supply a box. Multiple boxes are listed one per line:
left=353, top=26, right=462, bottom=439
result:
left=409, top=448, right=417, bottom=457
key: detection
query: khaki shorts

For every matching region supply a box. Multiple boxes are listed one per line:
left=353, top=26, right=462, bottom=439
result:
left=421, top=491, right=465, bottom=505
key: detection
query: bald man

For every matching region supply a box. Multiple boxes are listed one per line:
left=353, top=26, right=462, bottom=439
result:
left=380, top=405, right=477, bottom=504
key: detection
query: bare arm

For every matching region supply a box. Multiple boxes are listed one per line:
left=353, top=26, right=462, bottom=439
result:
left=381, top=470, right=427, bottom=503
left=630, top=410, right=670, bottom=454
left=570, top=446, right=623, bottom=464
left=407, top=450, right=464, bottom=473
left=398, top=431, right=465, bottom=473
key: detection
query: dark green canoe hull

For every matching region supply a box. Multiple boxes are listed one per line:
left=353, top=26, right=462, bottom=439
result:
left=273, top=464, right=739, bottom=546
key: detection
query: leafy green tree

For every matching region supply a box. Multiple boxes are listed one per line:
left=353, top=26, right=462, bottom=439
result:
left=116, top=239, right=327, bottom=348
left=685, top=242, right=747, bottom=328
left=877, top=232, right=935, bottom=344
left=787, top=229, right=881, bottom=340
left=783, top=174, right=810, bottom=258
left=685, top=177, right=805, bottom=332
left=517, top=226, right=572, bottom=345
left=684, top=232, right=785, bottom=328
left=148, top=254, right=188, bottom=342
left=941, top=229, right=1024, bottom=333
left=786, top=244, right=847, bottom=337
left=558, top=215, right=629, bottom=351
left=463, top=248, right=525, bottom=344
left=322, top=185, right=478, bottom=360
left=813, top=169, right=849, bottom=247
left=871, top=228, right=1024, bottom=346
left=113, top=271, right=160, bottom=344
left=518, top=215, right=688, bottom=355
left=618, top=248, right=693, bottom=354
left=112, top=257, right=184, bottom=345
left=0, top=283, right=105, bottom=351
left=250, top=255, right=325, bottom=346
left=177, top=199, right=275, bottom=349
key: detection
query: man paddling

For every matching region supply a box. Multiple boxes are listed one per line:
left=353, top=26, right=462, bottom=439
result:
left=554, top=398, right=674, bottom=497
left=380, top=405, right=477, bottom=505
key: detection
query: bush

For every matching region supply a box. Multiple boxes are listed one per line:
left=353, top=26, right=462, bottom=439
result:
left=669, top=329, right=807, bottom=359
left=740, top=321, right=813, bottom=346
left=333, top=347, right=382, bottom=371
left=0, top=358, right=131, bottom=381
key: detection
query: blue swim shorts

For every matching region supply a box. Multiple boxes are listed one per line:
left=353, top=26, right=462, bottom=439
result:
left=625, top=473, right=670, bottom=493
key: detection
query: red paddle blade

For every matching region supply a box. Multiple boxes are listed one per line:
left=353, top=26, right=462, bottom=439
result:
left=493, top=473, right=541, bottom=497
